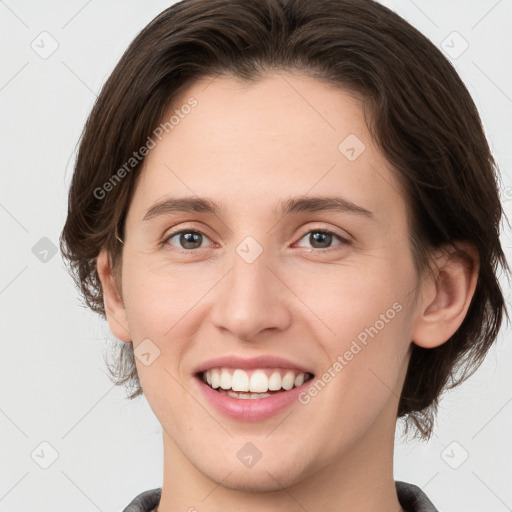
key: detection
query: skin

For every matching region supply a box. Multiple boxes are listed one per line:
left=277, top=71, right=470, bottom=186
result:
left=97, top=72, right=478, bottom=512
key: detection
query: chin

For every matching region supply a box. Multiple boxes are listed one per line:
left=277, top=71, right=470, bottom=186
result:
left=198, top=455, right=309, bottom=493
left=216, top=470, right=298, bottom=493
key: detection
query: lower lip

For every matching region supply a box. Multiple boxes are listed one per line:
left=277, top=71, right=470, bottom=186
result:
left=194, top=375, right=313, bottom=422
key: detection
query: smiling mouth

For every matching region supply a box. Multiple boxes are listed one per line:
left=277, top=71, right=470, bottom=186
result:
left=197, top=367, right=315, bottom=399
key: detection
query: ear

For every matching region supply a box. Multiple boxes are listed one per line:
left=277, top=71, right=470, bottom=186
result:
left=412, top=243, right=479, bottom=349
left=96, top=247, right=132, bottom=342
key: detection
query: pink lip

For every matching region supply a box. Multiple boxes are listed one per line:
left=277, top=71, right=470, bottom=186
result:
left=192, top=355, right=315, bottom=422
left=193, top=355, right=313, bottom=375
left=194, top=375, right=313, bottom=422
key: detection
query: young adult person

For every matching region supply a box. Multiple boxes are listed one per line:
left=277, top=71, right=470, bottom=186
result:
left=60, top=1, right=509, bottom=510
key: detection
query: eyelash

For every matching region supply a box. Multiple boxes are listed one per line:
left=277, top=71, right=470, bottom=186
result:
left=160, top=226, right=351, bottom=255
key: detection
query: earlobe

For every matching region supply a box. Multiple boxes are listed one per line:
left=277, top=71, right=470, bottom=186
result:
left=412, top=243, right=479, bottom=349
left=96, top=248, right=132, bottom=342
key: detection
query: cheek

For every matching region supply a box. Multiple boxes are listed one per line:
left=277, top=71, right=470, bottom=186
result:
left=301, top=288, right=411, bottom=455
left=121, top=256, right=202, bottom=338
left=317, top=286, right=409, bottom=398
left=299, top=253, right=414, bottom=399
left=122, top=263, right=200, bottom=398
left=294, top=253, right=413, bottom=343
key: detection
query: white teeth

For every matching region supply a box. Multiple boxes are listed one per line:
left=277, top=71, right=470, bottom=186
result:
left=211, top=369, right=220, bottom=389
left=249, top=370, right=269, bottom=392
left=232, top=369, right=249, bottom=392
left=219, top=370, right=231, bottom=390
left=281, top=371, right=295, bottom=390
left=268, top=371, right=282, bottom=390
left=202, top=367, right=310, bottom=394
left=224, top=390, right=272, bottom=399
left=294, top=373, right=305, bottom=387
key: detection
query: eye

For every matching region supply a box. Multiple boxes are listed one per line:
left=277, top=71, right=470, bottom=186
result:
left=163, top=229, right=212, bottom=252
left=161, top=227, right=351, bottom=254
left=294, top=228, right=350, bottom=251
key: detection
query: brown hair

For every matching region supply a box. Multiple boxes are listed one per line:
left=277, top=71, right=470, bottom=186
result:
left=60, top=0, right=509, bottom=440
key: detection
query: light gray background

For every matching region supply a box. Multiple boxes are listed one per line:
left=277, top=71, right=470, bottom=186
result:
left=1, top=1, right=511, bottom=511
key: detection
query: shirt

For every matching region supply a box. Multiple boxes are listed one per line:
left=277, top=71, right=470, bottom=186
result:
left=121, top=481, right=439, bottom=511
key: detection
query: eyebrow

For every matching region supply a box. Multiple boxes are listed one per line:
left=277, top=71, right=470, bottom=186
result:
left=142, top=194, right=374, bottom=222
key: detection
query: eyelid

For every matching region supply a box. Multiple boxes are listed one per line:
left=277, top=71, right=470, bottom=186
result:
left=294, top=224, right=352, bottom=245
left=161, top=223, right=352, bottom=252
left=161, top=225, right=215, bottom=251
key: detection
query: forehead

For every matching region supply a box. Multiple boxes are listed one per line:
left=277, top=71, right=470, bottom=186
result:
left=128, top=72, right=408, bottom=228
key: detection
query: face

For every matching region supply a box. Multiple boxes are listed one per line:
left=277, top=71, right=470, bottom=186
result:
left=111, top=73, right=422, bottom=491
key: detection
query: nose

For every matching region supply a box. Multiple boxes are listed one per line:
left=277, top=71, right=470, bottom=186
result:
left=209, top=241, right=292, bottom=342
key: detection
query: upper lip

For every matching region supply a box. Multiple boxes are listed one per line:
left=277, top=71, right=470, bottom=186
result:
left=194, top=355, right=314, bottom=376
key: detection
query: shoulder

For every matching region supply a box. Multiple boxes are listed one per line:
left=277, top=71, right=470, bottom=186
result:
left=395, top=480, right=439, bottom=512
left=121, top=487, right=161, bottom=512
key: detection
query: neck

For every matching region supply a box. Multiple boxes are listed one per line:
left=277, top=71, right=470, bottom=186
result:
left=156, top=403, right=405, bottom=512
